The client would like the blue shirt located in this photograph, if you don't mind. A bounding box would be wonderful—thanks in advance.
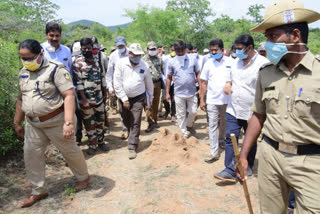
[41,41,73,75]
[167,54,199,98]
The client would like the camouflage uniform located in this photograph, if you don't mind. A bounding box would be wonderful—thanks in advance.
[143,54,163,124]
[73,55,106,149]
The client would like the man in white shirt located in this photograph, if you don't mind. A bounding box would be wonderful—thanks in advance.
[41,22,72,74]
[166,40,200,138]
[114,43,154,159]
[107,36,129,139]
[200,38,233,163]
[214,34,269,182]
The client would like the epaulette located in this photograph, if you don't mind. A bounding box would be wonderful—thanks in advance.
[49,60,65,68]
[259,62,273,71]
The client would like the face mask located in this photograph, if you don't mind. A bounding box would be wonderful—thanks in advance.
[92,49,98,55]
[149,50,157,56]
[210,52,223,60]
[231,53,237,58]
[129,56,141,65]
[82,51,93,58]
[170,51,176,57]
[118,48,126,54]
[21,54,42,71]
[265,41,307,65]
[235,48,248,60]
[46,45,56,53]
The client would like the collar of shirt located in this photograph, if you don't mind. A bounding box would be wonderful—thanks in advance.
[278,51,313,73]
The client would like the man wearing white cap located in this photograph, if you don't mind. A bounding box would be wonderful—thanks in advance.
[107,36,129,139]
[237,0,320,213]
[114,43,154,159]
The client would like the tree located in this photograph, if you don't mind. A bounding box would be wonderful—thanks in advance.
[247,4,265,24]
[121,5,183,48]
[0,0,59,40]
[166,0,214,49]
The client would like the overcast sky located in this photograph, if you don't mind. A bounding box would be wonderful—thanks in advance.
[51,0,320,28]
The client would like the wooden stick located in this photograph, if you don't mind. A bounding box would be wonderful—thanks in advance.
[231,133,254,214]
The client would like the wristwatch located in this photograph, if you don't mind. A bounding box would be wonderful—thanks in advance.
[65,121,73,126]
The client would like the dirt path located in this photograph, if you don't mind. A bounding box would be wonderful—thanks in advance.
[0,109,260,214]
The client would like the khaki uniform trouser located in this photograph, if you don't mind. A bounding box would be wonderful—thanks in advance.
[258,140,320,214]
[24,112,88,195]
[146,81,161,124]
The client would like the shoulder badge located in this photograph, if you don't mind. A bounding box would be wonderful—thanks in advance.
[64,73,71,80]
[259,62,273,71]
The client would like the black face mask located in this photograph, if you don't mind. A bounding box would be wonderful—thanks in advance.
[82,51,93,58]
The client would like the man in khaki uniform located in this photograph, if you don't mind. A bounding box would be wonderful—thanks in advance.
[14,39,89,208]
[143,41,164,132]
[237,1,320,213]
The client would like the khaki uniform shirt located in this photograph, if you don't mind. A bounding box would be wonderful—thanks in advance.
[252,51,320,145]
[143,55,163,82]
[18,59,74,117]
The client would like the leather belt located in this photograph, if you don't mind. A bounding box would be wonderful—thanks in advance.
[29,105,64,122]
[263,135,320,155]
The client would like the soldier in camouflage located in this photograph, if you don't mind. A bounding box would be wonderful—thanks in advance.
[73,38,109,155]
[143,41,164,132]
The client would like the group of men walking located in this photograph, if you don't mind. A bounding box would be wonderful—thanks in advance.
[14,0,320,213]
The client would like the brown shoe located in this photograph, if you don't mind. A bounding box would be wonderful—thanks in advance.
[20,193,48,208]
[204,154,220,163]
[75,176,90,191]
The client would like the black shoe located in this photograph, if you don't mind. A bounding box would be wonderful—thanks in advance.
[98,143,109,152]
[145,123,154,133]
[187,126,197,136]
[204,155,220,163]
[154,122,160,128]
[86,147,96,156]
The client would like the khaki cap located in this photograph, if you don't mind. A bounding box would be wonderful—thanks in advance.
[147,41,157,49]
[129,43,144,55]
[251,0,320,32]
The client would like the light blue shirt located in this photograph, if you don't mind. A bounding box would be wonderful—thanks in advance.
[41,41,73,75]
[167,54,199,98]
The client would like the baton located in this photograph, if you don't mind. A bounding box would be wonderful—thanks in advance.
[231,133,254,214]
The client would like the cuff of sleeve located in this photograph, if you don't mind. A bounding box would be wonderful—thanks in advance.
[121,96,129,102]
[251,106,265,115]
[58,85,74,93]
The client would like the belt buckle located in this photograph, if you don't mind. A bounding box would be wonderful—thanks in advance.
[278,142,298,154]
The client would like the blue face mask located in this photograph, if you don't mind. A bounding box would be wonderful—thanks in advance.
[118,48,126,54]
[231,53,237,58]
[210,52,223,60]
[235,48,248,60]
[129,56,141,65]
[265,41,307,65]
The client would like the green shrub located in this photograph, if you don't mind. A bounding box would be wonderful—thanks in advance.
[0,39,23,156]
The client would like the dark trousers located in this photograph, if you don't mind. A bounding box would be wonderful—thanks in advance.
[119,93,145,150]
[224,113,257,176]
[75,97,83,141]
[163,84,176,117]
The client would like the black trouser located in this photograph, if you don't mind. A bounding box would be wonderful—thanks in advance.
[163,84,176,117]
[75,97,83,141]
[119,93,145,150]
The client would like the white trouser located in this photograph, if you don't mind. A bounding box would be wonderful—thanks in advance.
[174,95,198,135]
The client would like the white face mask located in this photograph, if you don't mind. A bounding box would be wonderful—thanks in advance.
[149,50,157,56]
[46,45,56,53]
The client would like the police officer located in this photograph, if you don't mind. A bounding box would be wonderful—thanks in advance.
[143,41,164,132]
[14,39,89,208]
[237,0,320,213]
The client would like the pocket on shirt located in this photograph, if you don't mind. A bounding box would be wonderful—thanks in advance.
[262,90,280,114]
[294,91,320,119]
